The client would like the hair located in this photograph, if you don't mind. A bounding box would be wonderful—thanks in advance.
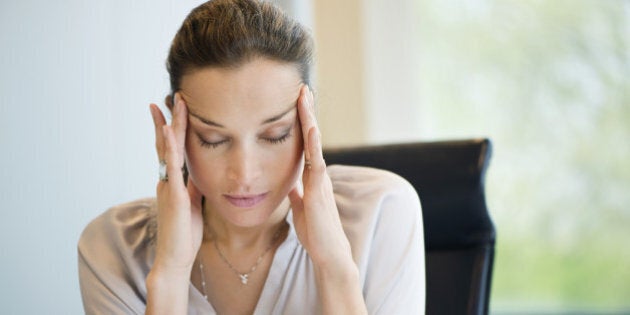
[165,0,314,108]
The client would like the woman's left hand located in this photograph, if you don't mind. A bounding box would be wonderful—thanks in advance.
[288,85,354,273]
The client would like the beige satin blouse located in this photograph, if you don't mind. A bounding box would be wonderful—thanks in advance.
[78,165,425,314]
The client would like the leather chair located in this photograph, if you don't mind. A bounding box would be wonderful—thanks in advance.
[323,138,495,315]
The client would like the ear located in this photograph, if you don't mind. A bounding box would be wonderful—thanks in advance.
[164,94,174,111]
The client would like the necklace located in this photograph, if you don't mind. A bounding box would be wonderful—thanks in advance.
[199,224,286,294]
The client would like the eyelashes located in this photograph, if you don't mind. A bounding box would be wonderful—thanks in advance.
[264,132,292,145]
[197,137,227,149]
[196,130,292,149]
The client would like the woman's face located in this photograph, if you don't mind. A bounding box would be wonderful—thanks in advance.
[180,58,304,228]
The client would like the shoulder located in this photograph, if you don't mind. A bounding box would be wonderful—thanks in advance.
[79,197,157,250]
[78,198,157,313]
[78,197,157,274]
[327,164,421,219]
[327,165,426,313]
[326,164,423,262]
[327,164,418,195]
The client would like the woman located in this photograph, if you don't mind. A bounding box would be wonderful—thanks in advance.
[78,0,425,314]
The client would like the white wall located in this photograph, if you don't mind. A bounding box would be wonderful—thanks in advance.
[313,0,368,147]
[364,0,422,144]
[313,0,423,147]
[0,1,202,313]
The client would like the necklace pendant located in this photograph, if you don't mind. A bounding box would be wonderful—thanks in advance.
[240,274,249,285]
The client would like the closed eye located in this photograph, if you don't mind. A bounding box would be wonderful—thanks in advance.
[263,131,292,144]
[197,134,229,149]
[195,123,294,149]
[196,132,291,149]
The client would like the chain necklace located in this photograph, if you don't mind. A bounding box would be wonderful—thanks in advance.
[199,223,286,298]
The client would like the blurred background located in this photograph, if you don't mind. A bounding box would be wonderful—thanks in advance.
[0,0,628,314]
[413,1,630,313]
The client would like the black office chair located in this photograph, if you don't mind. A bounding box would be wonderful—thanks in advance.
[323,138,495,315]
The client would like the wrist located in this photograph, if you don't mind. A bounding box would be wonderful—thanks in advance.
[145,267,191,315]
[310,237,354,274]
[146,264,191,291]
[315,256,360,285]
[314,257,367,315]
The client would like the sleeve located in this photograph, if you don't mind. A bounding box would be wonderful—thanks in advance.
[78,249,139,314]
[329,165,426,314]
[77,200,156,315]
[362,172,426,315]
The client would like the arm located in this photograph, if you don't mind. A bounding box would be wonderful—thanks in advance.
[288,85,368,315]
[145,266,191,315]
[314,259,367,315]
[145,96,204,315]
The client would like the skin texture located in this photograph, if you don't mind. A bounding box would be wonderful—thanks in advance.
[182,59,304,235]
[146,57,367,315]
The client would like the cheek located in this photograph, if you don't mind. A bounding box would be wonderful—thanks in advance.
[287,133,305,183]
[270,132,304,184]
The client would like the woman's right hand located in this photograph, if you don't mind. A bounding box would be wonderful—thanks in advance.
[148,95,204,277]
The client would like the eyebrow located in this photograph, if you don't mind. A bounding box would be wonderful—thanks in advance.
[188,105,296,128]
[262,106,296,124]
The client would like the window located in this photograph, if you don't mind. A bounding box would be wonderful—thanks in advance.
[416,1,630,313]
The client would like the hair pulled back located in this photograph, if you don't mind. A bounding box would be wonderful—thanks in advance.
[166,0,314,104]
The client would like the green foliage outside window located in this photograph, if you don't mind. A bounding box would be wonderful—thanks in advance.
[416,0,630,312]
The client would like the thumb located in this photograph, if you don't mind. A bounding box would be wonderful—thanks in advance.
[288,187,304,214]
[187,177,203,211]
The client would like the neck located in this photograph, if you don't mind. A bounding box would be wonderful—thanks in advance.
[204,197,290,251]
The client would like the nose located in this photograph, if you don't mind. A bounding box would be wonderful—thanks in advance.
[226,144,262,187]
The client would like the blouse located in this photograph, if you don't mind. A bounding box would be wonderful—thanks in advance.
[78,165,425,314]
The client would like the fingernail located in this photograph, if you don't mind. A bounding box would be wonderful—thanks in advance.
[303,92,310,107]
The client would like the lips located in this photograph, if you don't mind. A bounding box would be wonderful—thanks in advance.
[223,193,268,208]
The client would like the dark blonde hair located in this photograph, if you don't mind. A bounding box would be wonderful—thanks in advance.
[165,0,314,107]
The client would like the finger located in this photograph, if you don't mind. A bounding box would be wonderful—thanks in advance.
[150,103,167,161]
[297,85,316,161]
[306,126,326,174]
[171,93,188,157]
[309,89,315,110]
[163,125,185,189]
[187,179,205,242]
[187,177,203,211]
[288,187,304,214]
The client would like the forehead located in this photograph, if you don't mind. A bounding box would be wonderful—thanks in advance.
[179,58,303,121]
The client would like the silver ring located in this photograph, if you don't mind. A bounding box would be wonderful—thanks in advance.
[159,160,168,181]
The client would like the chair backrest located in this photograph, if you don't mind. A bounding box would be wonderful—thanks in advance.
[323,138,495,315]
